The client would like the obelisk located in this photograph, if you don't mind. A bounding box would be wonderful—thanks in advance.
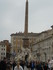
[23,0,29,48]
[24,0,28,36]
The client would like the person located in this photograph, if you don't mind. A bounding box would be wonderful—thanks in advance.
[48,58,53,70]
[20,60,25,70]
[48,59,51,70]
[27,61,30,70]
[0,57,7,70]
[6,64,11,70]
[30,60,35,70]
[14,59,23,70]
[12,60,16,70]
[36,61,44,70]
[43,63,49,70]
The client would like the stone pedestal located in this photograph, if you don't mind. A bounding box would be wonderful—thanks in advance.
[23,37,29,48]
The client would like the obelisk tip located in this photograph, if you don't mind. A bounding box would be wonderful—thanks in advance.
[26,0,28,2]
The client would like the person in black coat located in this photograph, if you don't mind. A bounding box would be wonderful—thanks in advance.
[36,61,44,70]
[0,57,7,70]
[12,61,16,70]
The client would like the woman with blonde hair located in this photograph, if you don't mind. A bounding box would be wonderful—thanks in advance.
[14,59,23,70]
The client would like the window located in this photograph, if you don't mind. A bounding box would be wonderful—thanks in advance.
[1,49,3,50]
[2,45,3,47]
[1,53,5,55]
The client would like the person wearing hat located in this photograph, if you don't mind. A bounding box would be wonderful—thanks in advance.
[14,60,23,70]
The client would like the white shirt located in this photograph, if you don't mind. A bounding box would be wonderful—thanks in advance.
[48,60,53,68]
[14,65,23,70]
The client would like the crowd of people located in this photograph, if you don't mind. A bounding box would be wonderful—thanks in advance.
[0,57,53,70]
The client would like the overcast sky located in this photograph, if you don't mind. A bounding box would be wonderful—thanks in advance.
[0,0,53,42]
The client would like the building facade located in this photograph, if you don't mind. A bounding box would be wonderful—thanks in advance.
[11,26,53,61]
[0,40,11,60]
[32,26,53,62]
[0,42,6,60]
[10,33,38,55]
[3,40,11,59]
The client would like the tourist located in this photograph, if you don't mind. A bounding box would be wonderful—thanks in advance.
[12,60,16,70]
[14,59,23,70]
[43,63,49,70]
[20,59,25,70]
[30,60,35,70]
[0,57,7,70]
[48,58,53,70]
